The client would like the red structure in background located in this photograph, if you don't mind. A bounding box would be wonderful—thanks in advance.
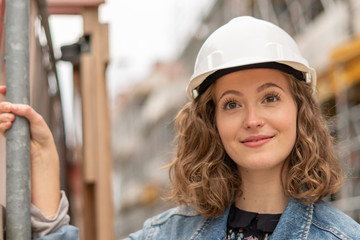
[48,0,103,14]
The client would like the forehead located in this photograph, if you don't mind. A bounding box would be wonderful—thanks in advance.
[213,68,290,95]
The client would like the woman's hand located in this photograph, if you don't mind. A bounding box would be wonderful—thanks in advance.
[0,85,60,218]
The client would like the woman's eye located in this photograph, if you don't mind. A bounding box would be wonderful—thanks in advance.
[225,101,240,110]
[264,94,279,103]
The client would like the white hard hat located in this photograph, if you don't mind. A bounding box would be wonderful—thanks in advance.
[186,16,316,100]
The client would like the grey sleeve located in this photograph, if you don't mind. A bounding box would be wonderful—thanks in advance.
[31,190,70,239]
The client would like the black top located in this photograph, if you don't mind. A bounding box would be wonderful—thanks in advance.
[226,204,282,240]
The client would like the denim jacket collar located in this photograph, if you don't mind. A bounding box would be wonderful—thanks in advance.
[269,198,313,239]
[200,198,314,240]
[193,206,230,240]
[127,197,360,240]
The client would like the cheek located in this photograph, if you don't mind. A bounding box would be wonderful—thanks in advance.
[215,113,241,149]
[215,113,231,142]
[215,116,225,139]
[280,107,297,143]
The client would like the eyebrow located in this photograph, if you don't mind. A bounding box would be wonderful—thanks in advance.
[218,90,243,103]
[257,82,284,93]
[217,82,284,103]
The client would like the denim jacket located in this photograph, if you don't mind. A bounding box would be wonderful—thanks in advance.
[126,198,360,240]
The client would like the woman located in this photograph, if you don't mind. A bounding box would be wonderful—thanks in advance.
[0,16,359,239]
[126,16,360,239]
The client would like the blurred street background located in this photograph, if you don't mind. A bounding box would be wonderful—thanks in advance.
[0,0,360,239]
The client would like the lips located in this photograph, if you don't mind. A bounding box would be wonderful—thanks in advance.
[241,135,274,147]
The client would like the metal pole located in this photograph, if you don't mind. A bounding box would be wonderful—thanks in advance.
[36,0,59,84]
[5,0,31,239]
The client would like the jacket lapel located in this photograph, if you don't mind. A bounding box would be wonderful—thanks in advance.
[270,198,314,240]
[193,206,230,240]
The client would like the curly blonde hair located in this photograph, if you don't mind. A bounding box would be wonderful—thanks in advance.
[166,73,343,217]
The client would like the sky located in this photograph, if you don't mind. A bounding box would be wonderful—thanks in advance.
[50,0,214,99]
[49,0,214,146]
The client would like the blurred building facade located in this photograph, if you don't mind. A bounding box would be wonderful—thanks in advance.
[113,0,360,238]
[112,61,188,237]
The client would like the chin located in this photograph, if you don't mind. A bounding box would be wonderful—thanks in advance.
[235,157,287,172]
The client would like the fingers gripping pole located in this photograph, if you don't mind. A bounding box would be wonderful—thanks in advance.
[5,0,31,239]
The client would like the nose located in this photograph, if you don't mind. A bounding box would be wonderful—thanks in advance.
[242,105,264,129]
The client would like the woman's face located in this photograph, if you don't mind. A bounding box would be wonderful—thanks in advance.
[214,68,297,172]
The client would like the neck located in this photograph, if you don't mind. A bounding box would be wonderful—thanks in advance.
[235,167,289,214]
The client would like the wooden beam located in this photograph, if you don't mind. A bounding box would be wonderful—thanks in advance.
[80,7,113,240]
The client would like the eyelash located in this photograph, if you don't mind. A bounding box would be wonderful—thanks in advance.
[263,91,281,103]
[222,98,239,110]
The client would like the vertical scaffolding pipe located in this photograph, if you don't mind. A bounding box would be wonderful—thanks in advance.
[5,0,31,239]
